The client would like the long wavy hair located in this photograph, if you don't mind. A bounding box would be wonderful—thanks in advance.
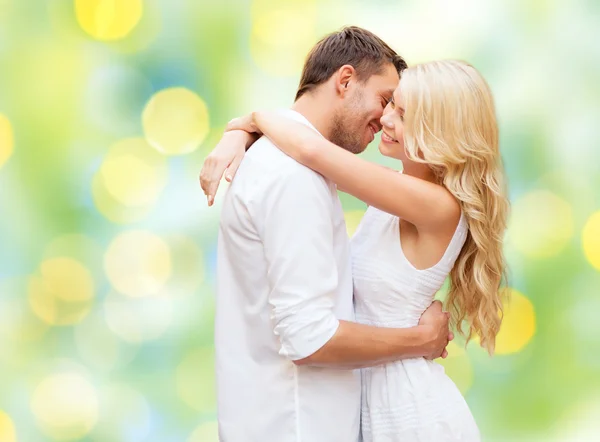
[400,60,509,354]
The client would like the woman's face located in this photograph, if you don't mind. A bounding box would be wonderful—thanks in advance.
[378,86,406,161]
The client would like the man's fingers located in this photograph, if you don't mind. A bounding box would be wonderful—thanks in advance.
[431,300,443,311]
[448,332,454,341]
[441,349,448,359]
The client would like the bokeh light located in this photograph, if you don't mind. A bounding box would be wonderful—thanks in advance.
[142,88,210,155]
[75,310,137,372]
[176,347,216,413]
[495,289,536,355]
[31,372,99,441]
[92,172,152,224]
[28,257,95,326]
[0,277,50,350]
[93,384,152,442]
[0,410,17,442]
[188,420,219,442]
[163,235,205,298]
[42,234,104,280]
[100,139,168,206]
[507,190,574,259]
[93,138,168,223]
[104,290,173,343]
[84,65,153,136]
[104,230,172,297]
[0,113,13,168]
[582,211,600,271]
[552,396,600,441]
[250,0,317,76]
[75,0,143,41]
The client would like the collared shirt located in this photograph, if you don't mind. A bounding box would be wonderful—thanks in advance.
[215,110,360,442]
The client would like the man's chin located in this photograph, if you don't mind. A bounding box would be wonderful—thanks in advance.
[354,144,369,154]
[342,142,367,155]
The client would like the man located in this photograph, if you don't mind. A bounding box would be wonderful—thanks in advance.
[201,27,452,442]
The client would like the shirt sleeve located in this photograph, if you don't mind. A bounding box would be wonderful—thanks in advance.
[253,166,340,361]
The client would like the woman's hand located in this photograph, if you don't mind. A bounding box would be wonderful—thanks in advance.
[199,129,255,206]
[225,113,262,135]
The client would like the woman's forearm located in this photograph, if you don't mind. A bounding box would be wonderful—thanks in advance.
[252,111,322,167]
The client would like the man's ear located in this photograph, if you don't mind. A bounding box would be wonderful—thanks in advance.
[335,64,356,97]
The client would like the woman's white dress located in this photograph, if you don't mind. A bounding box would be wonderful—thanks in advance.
[351,206,480,441]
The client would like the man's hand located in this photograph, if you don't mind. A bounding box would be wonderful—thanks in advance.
[199,130,255,206]
[418,300,453,360]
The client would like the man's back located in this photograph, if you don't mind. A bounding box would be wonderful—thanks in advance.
[215,111,360,442]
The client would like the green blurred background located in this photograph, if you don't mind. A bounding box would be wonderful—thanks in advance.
[1,0,599,441]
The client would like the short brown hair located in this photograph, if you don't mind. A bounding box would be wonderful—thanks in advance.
[295,26,407,101]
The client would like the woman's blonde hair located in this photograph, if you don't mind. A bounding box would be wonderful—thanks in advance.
[400,60,509,354]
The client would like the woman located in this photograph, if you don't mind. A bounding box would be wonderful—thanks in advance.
[203,60,509,441]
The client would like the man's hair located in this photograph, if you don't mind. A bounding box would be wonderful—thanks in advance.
[295,26,407,101]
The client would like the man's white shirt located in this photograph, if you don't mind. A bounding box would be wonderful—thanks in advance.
[215,110,360,442]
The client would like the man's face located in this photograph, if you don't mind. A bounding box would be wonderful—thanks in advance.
[330,63,399,154]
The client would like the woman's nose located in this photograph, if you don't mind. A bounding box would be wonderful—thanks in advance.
[380,111,394,129]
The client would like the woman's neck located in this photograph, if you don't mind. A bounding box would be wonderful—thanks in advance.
[402,162,438,184]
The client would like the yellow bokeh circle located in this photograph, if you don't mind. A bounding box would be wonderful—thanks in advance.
[99,138,168,207]
[495,288,536,354]
[250,0,317,76]
[31,372,99,440]
[28,257,95,326]
[75,0,143,41]
[582,211,600,271]
[104,230,172,297]
[92,172,152,224]
[0,113,14,168]
[142,87,210,155]
[92,138,168,223]
[508,190,573,258]
[0,410,17,442]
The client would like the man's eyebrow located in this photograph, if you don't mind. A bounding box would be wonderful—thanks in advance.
[384,88,395,98]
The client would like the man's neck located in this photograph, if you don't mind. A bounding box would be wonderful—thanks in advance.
[290,95,335,141]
